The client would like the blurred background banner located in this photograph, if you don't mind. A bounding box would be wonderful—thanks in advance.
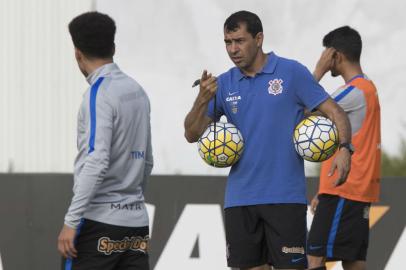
[0,0,405,175]
[0,175,405,270]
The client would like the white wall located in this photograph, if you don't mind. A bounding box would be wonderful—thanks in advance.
[0,0,92,172]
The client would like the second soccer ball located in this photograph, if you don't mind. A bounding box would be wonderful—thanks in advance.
[293,115,339,162]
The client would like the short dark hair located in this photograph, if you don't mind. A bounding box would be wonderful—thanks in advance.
[69,11,116,58]
[323,26,362,63]
[224,11,263,38]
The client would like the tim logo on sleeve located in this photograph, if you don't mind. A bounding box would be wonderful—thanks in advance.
[130,151,145,160]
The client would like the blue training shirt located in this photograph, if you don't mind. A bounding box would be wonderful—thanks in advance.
[208,52,329,208]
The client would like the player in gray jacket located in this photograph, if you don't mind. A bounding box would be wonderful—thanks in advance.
[58,12,153,270]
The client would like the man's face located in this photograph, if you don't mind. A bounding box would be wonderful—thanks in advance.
[224,23,262,70]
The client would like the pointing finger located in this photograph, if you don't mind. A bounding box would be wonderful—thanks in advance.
[201,70,208,81]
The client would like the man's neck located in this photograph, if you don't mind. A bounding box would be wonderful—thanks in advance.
[341,62,363,83]
[85,58,114,76]
[241,51,268,77]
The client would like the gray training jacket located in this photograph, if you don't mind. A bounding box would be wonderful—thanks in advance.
[64,63,153,229]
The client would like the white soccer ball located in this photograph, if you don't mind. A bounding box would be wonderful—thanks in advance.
[293,116,339,162]
[197,122,244,167]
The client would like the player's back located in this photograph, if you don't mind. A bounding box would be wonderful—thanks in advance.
[75,63,153,227]
[320,76,380,202]
[99,66,152,195]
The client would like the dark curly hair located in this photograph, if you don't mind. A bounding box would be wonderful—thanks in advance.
[69,11,116,58]
[323,26,362,63]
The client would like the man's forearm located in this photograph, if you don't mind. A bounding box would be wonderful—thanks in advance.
[313,69,325,82]
[317,98,352,144]
[313,48,336,82]
[330,105,352,144]
[184,98,212,143]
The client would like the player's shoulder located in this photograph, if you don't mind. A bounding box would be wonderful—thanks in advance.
[351,75,377,91]
[275,54,297,65]
[218,66,238,80]
[332,84,366,106]
[272,54,310,76]
[215,66,241,91]
[273,53,302,67]
[103,69,148,100]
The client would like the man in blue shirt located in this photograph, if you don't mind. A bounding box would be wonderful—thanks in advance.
[185,11,352,270]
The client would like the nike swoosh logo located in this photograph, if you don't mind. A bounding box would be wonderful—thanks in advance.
[228,91,239,95]
[309,245,323,250]
[291,257,304,263]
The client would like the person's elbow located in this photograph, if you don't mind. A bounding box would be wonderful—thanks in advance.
[184,130,199,143]
[144,161,153,178]
[319,98,346,120]
[331,103,347,120]
[85,149,111,177]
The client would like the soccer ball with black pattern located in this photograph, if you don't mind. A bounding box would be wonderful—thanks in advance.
[293,116,339,162]
[197,122,244,167]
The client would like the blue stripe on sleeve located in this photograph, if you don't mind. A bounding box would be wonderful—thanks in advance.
[88,77,105,154]
[334,85,355,102]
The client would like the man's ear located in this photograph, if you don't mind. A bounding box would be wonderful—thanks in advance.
[334,51,345,64]
[255,32,264,48]
[74,48,83,62]
[111,43,115,57]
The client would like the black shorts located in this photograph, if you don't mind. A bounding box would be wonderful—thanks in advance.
[307,194,370,261]
[225,204,307,269]
[62,219,149,270]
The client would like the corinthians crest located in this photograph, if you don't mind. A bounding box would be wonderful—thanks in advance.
[268,78,284,95]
